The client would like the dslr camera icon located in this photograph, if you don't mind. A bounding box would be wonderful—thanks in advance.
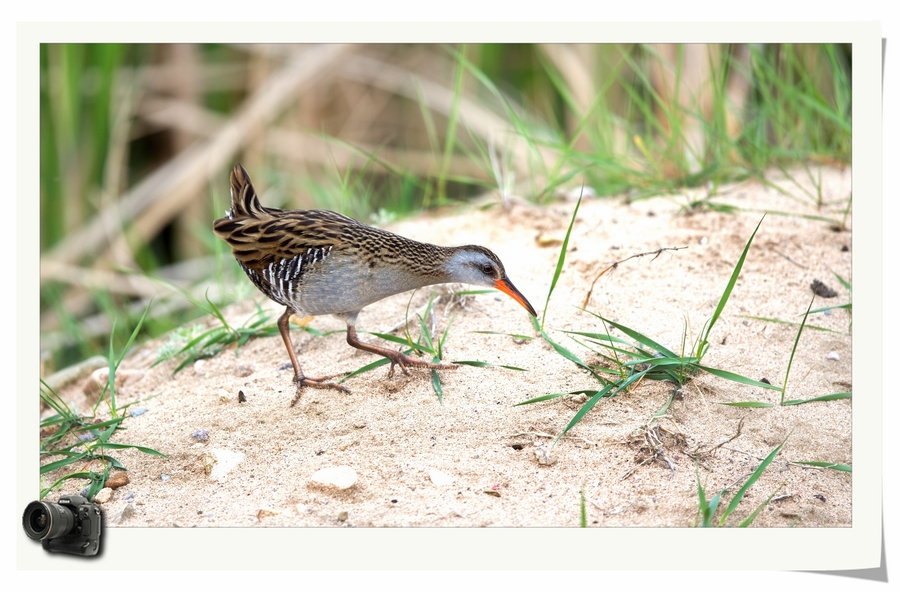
[22,495,102,556]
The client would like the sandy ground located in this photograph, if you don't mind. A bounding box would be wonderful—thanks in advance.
[40,166,852,529]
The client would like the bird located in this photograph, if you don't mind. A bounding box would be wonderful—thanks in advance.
[213,164,537,405]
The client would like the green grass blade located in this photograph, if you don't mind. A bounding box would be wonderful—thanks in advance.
[583,313,679,358]
[697,365,782,390]
[431,369,443,403]
[782,392,852,406]
[781,295,815,405]
[338,356,393,383]
[540,331,595,375]
[792,461,851,472]
[717,401,776,408]
[580,487,588,527]
[541,193,582,330]
[515,389,600,406]
[719,436,786,526]
[832,270,851,292]
[97,442,168,457]
[452,360,527,371]
[555,369,648,443]
[40,471,97,500]
[699,216,765,358]
[362,330,433,354]
[738,483,785,527]
[39,452,89,474]
[739,315,841,334]
[554,387,614,443]
[470,330,535,341]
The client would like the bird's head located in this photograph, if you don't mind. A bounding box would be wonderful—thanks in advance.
[443,246,537,317]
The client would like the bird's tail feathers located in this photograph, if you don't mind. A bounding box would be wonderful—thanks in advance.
[229,164,268,219]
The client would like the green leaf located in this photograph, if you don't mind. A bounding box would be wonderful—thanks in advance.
[516,389,600,406]
[431,369,443,403]
[452,360,527,371]
[361,330,432,353]
[555,369,649,443]
[582,312,679,359]
[699,216,765,358]
[781,295,815,405]
[793,461,851,472]
[738,483,785,527]
[339,356,393,383]
[541,192,582,330]
[40,452,89,474]
[717,401,776,408]
[540,330,602,381]
[719,435,787,526]
[782,392,851,405]
[470,330,535,341]
[698,365,782,390]
[97,442,168,457]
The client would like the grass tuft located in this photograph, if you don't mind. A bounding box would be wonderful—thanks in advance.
[39,302,166,500]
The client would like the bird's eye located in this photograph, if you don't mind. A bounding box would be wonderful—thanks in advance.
[481,263,494,275]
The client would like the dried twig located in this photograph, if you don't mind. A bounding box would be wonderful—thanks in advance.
[583,246,687,308]
[44,44,355,267]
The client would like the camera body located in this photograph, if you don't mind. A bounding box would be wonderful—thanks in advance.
[22,494,102,557]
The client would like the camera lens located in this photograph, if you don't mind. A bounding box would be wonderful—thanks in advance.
[22,501,76,541]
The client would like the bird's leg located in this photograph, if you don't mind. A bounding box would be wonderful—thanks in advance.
[277,308,349,406]
[345,325,458,379]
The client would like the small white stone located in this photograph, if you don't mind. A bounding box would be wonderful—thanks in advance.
[428,468,455,486]
[193,359,206,376]
[205,448,245,481]
[534,446,557,466]
[111,502,134,524]
[826,351,840,361]
[93,487,113,504]
[310,466,358,490]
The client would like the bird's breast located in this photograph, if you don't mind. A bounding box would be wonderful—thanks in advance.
[294,254,446,316]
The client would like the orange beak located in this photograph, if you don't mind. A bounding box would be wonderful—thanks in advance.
[495,277,537,317]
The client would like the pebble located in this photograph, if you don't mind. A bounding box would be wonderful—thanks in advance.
[534,446,557,466]
[192,429,209,441]
[193,359,206,376]
[535,233,564,247]
[160,474,170,481]
[110,502,135,524]
[94,488,113,504]
[129,407,148,417]
[204,448,245,481]
[234,364,255,377]
[106,472,129,489]
[428,468,455,486]
[826,351,840,361]
[83,368,141,398]
[43,355,108,393]
[310,466,358,490]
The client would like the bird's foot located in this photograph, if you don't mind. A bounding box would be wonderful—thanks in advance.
[385,351,458,379]
[289,373,351,407]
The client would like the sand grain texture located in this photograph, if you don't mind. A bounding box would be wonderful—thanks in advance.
[41,168,852,528]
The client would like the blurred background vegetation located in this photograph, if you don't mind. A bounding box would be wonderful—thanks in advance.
[38,43,851,375]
